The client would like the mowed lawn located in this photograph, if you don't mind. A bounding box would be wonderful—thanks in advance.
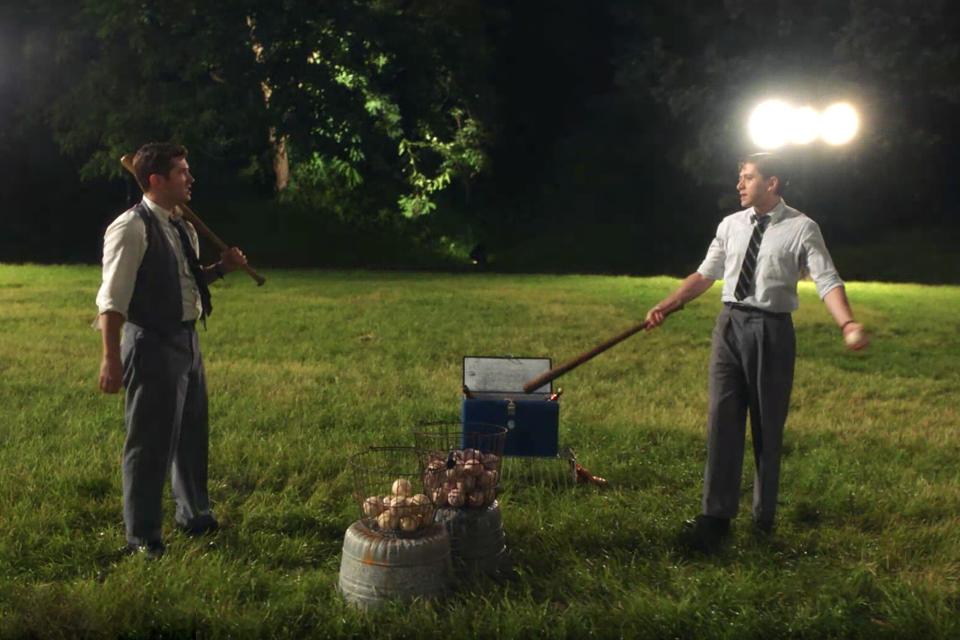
[1,264,958,639]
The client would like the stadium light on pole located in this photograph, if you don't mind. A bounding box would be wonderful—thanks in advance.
[748,99,859,149]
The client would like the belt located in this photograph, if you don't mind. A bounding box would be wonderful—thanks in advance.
[125,319,197,337]
[724,302,790,317]
[127,320,196,331]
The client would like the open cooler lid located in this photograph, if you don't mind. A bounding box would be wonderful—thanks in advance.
[463,356,552,399]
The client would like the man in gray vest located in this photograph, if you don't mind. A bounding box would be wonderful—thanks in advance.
[644,153,869,553]
[96,142,247,559]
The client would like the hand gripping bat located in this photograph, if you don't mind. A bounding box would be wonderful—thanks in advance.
[120,154,266,286]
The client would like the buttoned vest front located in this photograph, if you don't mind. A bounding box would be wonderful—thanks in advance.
[126,203,186,333]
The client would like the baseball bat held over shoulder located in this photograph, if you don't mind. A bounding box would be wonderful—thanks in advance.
[522,306,681,393]
[120,154,266,286]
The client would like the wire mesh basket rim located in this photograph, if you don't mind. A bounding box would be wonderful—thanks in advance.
[349,445,442,536]
[348,445,425,457]
[412,422,509,435]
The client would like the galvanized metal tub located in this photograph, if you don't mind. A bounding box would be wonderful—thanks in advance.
[338,520,453,609]
[434,500,509,578]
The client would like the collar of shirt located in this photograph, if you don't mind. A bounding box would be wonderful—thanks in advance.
[142,195,177,223]
[751,198,787,225]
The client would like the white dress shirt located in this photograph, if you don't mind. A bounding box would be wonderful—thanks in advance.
[697,199,843,313]
[96,196,203,321]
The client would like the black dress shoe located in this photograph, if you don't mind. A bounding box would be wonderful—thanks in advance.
[678,515,731,554]
[123,541,166,560]
[177,514,220,536]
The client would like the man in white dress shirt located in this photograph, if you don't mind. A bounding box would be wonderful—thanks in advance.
[645,153,868,552]
[96,142,247,558]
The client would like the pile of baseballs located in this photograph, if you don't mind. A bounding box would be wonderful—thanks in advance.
[422,448,500,509]
[363,477,435,534]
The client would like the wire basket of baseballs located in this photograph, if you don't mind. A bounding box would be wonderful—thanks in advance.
[413,423,507,509]
[349,446,438,537]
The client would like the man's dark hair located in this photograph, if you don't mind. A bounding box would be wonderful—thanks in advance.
[740,152,789,195]
[133,142,188,190]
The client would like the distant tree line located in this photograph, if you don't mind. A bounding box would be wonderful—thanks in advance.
[1,0,958,280]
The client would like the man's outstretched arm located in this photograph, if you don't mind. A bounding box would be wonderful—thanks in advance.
[645,272,716,329]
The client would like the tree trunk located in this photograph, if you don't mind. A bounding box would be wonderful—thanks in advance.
[270,127,289,192]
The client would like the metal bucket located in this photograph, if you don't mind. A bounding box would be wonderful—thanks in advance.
[338,520,453,609]
[434,500,509,578]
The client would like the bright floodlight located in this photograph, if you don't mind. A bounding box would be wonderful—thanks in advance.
[788,106,820,145]
[748,100,792,149]
[820,102,859,145]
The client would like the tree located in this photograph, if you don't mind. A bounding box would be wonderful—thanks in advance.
[14,0,498,219]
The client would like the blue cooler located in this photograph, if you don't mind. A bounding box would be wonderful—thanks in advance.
[461,356,560,457]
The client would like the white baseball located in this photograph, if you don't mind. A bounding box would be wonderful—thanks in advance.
[408,494,432,522]
[384,495,406,511]
[392,478,413,497]
[399,515,418,532]
[844,327,864,347]
[464,459,483,477]
[377,510,398,530]
[363,496,383,517]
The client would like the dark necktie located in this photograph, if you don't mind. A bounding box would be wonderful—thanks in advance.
[171,216,212,322]
[734,213,771,301]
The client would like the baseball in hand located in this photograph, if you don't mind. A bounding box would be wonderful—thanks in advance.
[844,325,867,349]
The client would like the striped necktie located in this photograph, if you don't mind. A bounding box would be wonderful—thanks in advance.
[734,213,771,301]
[171,216,213,322]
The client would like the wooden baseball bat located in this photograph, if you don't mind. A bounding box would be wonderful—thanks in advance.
[522,306,681,393]
[120,154,266,286]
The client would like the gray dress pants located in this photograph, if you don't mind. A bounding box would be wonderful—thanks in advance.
[121,321,212,545]
[702,304,795,525]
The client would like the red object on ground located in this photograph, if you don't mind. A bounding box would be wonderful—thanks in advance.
[574,462,608,487]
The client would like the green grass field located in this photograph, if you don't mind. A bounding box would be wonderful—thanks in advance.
[1,264,958,638]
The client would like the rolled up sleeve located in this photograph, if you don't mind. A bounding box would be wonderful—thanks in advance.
[96,213,146,318]
[697,221,727,280]
[802,221,843,299]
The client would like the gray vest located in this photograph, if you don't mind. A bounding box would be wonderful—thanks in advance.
[126,203,185,333]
